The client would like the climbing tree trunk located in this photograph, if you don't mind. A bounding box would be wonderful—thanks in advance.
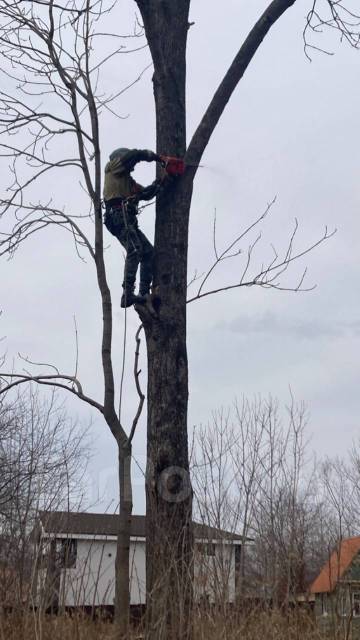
[144,180,194,640]
[115,444,133,638]
[135,2,194,638]
[134,1,299,637]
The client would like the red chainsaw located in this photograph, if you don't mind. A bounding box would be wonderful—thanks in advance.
[160,155,204,177]
[161,155,186,177]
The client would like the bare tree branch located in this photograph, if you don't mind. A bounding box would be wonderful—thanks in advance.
[0,372,104,415]
[187,201,336,303]
[304,0,360,60]
[128,324,145,444]
[186,0,297,173]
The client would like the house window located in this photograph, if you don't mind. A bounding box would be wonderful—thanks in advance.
[198,543,216,557]
[58,539,77,568]
[234,545,242,572]
[353,592,360,617]
[321,593,328,616]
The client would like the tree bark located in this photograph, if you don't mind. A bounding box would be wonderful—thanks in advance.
[143,180,194,640]
[135,2,194,639]
[115,444,133,638]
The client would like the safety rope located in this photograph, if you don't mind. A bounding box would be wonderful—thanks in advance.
[136,199,156,216]
[118,199,130,422]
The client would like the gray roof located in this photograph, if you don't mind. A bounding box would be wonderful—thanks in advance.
[37,511,247,543]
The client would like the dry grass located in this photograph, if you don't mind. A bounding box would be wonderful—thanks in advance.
[0,612,114,640]
[194,608,324,640]
[0,609,328,640]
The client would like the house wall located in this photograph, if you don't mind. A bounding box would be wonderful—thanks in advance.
[346,553,360,581]
[38,537,238,608]
[190,542,236,604]
[38,537,146,607]
[314,586,360,640]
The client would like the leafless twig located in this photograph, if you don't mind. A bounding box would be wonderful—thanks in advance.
[128,324,145,444]
[187,199,336,303]
[0,371,104,414]
[304,0,360,60]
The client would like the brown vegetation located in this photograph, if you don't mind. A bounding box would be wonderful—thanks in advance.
[1,609,325,640]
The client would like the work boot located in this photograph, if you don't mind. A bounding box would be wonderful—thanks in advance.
[120,292,146,308]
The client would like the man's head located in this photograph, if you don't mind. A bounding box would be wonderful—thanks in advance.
[109,148,129,161]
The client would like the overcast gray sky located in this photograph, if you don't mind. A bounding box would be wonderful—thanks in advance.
[1,0,359,513]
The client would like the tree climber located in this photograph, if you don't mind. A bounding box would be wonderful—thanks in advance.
[103,148,165,308]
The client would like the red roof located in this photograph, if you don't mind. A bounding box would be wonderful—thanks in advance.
[310,537,360,594]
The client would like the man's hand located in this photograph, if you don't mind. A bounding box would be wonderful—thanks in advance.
[142,150,167,167]
[151,152,166,167]
[142,150,162,164]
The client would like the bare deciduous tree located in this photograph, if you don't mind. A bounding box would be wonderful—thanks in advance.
[129,1,359,634]
[0,386,87,612]
[0,0,359,637]
[192,397,332,610]
[0,2,146,635]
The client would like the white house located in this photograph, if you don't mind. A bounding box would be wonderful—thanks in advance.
[33,511,249,612]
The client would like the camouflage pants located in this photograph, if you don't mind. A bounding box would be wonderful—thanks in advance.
[104,204,154,295]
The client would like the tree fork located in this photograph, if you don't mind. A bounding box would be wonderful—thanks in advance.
[135,1,310,638]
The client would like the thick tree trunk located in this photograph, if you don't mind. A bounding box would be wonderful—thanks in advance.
[143,181,194,640]
[135,2,194,638]
[115,444,133,638]
[134,1,298,637]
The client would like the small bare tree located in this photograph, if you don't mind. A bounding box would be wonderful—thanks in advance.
[0,2,147,635]
[0,385,87,614]
[192,396,326,610]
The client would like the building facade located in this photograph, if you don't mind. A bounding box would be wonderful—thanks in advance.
[310,537,360,639]
[33,511,247,611]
